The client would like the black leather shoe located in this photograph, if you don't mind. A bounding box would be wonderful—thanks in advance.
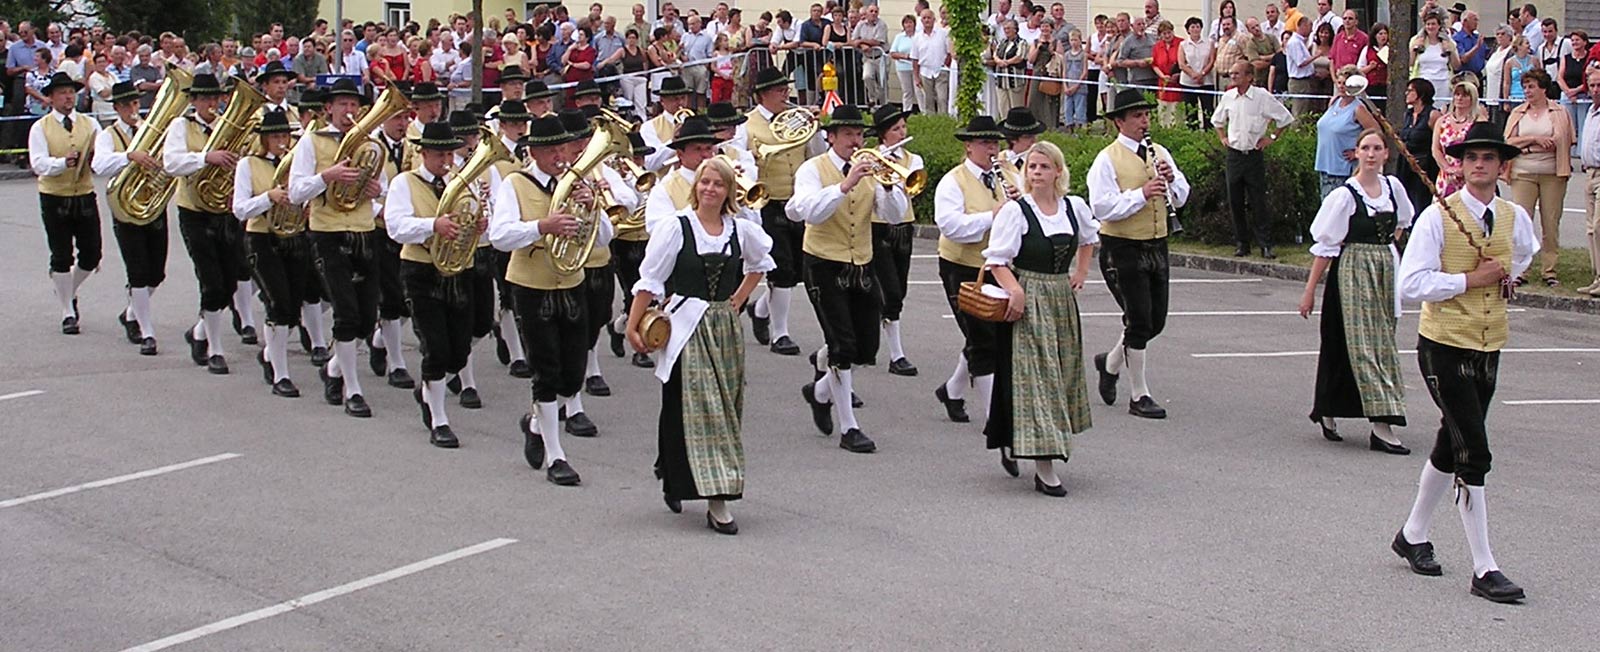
[309,346,330,367]
[369,344,387,376]
[546,459,581,486]
[119,312,140,343]
[664,494,682,513]
[801,382,834,435]
[706,511,739,535]
[631,352,655,368]
[446,374,463,394]
[934,385,970,423]
[1470,570,1525,603]
[298,325,311,353]
[585,375,611,396]
[272,378,301,398]
[1370,433,1411,455]
[1034,475,1067,497]
[607,321,625,357]
[319,365,344,406]
[1129,396,1167,419]
[1390,531,1443,576]
[1260,245,1277,259]
[566,411,598,437]
[839,428,876,453]
[770,335,800,356]
[258,351,274,384]
[430,425,460,448]
[139,337,158,356]
[343,393,372,418]
[184,329,207,366]
[888,357,918,376]
[1233,244,1250,257]
[459,387,483,409]
[851,392,864,408]
[750,311,771,345]
[387,368,414,389]
[1000,449,1019,477]
[520,414,544,469]
[494,326,511,365]
[413,387,432,429]
[231,307,244,335]
[1317,419,1343,441]
[508,359,533,378]
[1093,352,1118,406]
[207,354,230,375]
[808,350,825,382]
[239,325,258,346]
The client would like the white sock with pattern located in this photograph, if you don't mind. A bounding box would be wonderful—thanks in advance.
[1402,461,1453,544]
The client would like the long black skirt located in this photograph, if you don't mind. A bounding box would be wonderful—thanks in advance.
[1309,256,1407,426]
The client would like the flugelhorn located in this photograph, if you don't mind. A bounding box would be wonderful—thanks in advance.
[851,137,926,196]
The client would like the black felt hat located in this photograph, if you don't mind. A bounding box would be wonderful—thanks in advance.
[448,110,480,135]
[183,73,227,96]
[954,115,1005,141]
[410,81,445,102]
[658,76,693,96]
[524,79,558,99]
[558,108,593,140]
[325,78,363,99]
[628,131,655,157]
[495,99,534,122]
[705,102,746,128]
[1443,121,1521,160]
[1103,88,1156,118]
[520,114,574,147]
[669,116,721,149]
[40,72,84,95]
[1000,107,1044,137]
[572,79,602,98]
[257,60,296,82]
[109,81,141,104]
[752,67,792,92]
[254,108,294,134]
[822,104,869,131]
[499,65,529,83]
[1448,2,1467,15]
[295,88,326,110]
[868,104,907,137]
[410,121,464,150]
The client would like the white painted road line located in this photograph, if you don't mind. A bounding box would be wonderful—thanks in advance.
[1503,399,1600,406]
[118,538,519,652]
[0,389,45,402]
[910,278,1263,285]
[0,453,242,509]
[1194,347,1600,359]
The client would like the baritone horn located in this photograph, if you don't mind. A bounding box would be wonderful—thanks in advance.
[107,65,193,225]
[430,125,515,275]
[325,85,410,212]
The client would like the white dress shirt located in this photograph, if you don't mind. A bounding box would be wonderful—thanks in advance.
[286,128,386,216]
[911,27,952,78]
[784,149,909,226]
[335,48,369,76]
[161,114,212,177]
[1398,188,1538,303]
[384,167,449,244]
[983,194,1099,267]
[1212,85,1295,151]
[232,156,283,222]
[1086,134,1191,223]
[487,165,615,253]
[1309,175,1414,258]
[1285,33,1314,79]
[29,110,102,178]
[934,158,1000,244]
[91,118,139,177]
[1581,102,1600,170]
[633,209,776,298]
[1311,11,1342,35]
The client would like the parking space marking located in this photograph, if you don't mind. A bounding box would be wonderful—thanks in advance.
[0,389,45,402]
[0,454,241,509]
[1502,399,1600,406]
[1193,347,1600,359]
[118,538,518,652]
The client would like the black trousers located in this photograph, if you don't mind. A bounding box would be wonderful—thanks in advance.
[373,229,410,321]
[112,216,168,289]
[761,200,805,288]
[611,238,648,300]
[487,248,515,313]
[1085,69,1101,122]
[177,208,241,312]
[402,260,475,382]
[39,193,102,274]
[1417,336,1499,486]
[511,284,589,402]
[309,230,380,343]
[803,254,881,369]
[1225,148,1273,248]
[937,258,998,377]
[245,232,317,327]
[223,216,251,283]
[467,247,497,339]
[582,262,614,349]
[1098,235,1170,351]
[872,222,914,321]
[1179,84,1215,130]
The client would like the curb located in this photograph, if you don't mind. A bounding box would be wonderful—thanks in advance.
[0,169,34,181]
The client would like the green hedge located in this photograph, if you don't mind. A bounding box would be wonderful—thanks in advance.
[901,115,1321,246]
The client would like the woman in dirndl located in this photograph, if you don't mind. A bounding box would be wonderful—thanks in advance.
[981,141,1097,498]
[1297,129,1414,455]
[626,157,775,535]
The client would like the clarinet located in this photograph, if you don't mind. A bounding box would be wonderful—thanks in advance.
[1141,132,1183,235]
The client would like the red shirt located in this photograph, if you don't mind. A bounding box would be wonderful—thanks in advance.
[1152,37,1183,102]
[1331,28,1368,70]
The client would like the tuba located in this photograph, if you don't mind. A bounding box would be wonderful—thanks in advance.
[545,108,634,274]
[107,65,193,225]
[851,137,927,196]
[191,78,267,213]
[325,85,411,212]
[754,106,817,160]
[266,117,323,237]
[430,126,515,276]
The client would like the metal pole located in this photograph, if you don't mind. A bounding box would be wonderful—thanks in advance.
[336,0,344,40]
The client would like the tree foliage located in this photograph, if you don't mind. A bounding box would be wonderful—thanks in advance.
[0,0,87,27]
[235,0,323,38]
[946,0,986,121]
[96,0,239,41]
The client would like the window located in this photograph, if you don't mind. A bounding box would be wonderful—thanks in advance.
[385,1,412,28]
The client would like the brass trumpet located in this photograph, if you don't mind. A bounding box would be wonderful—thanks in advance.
[850,137,926,196]
[610,156,656,193]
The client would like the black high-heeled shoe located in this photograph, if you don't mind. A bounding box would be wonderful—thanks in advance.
[1033,475,1067,498]
[1369,433,1411,455]
[1314,418,1342,442]
[1000,449,1019,478]
[705,511,738,535]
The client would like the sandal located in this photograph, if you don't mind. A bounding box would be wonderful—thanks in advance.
[1544,277,1560,288]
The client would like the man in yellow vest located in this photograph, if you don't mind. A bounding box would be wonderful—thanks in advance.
[231,110,315,399]
[29,71,102,336]
[639,76,694,172]
[608,131,661,368]
[523,79,559,119]
[643,116,719,230]
[286,78,390,418]
[404,81,446,164]
[438,109,494,410]
[1391,122,1536,605]
[163,73,243,375]
[787,104,910,454]
[366,98,418,391]
[487,115,606,486]
[743,67,826,356]
[259,61,330,363]
[92,80,166,355]
[932,115,1015,426]
[866,104,925,377]
[480,100,537,380]
[998,107,1042,180]
[1086,88,1190,420]
[484,65,531,130]
[384,121,472,449]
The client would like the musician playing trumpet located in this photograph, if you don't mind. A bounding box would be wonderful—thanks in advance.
[93,81,166,355]
[640,76,695,172]
[866,104,925,377]
[29,71,101,337]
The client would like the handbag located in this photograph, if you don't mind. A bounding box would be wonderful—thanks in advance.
[957,265,1010,322]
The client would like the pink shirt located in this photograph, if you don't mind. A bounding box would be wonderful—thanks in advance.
[1330,28,1368,70]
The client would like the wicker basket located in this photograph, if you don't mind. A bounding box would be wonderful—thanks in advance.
[957,266,1009,322]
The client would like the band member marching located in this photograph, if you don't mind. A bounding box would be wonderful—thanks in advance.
[932,115,1015,425]
[257,62,302,131]
[484,101,537,379]
[404,81,447,164]
[484,66,531,131]
[643,117,721,231]
[259,62,331,364]
[30,72,102,336]
[997,107,1044,178]
[705,102,757,183]
[367,95,418,391]
[625,157,775,534]
[233,110,317,398]
[92,80,166,354]
[788,105,911,453]
[1389,123,1536,604]
[436,109,499,409]
[1087,89,1191,419]
[867,104,925,377]
[287,78,396,418]
[639,76,695,172]
[522,79,559,118]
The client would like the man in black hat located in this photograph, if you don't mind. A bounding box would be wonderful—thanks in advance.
[523,79,559,118]
[570,79,605,111]
[484,100,537,379]
[232,109,314,399]
[640,76,695,172]
[1087,88,1190,420]
[787,104,911,454]
[291,87,333,365]
[932,114,1015,426]
[92,80,166,355]
[286,78,392,418]
[29,71,101,336]
[406,81,447,154]
[485,67,531,129]
[741,67,826,355]
[257,61,302,133]
[163,73,245,374]
[705,101,756,186]
[434,109,493,409]
[1391,122,1537,605]
[643,116,722,232]
[367,96,419,391]
[608,131,658,364]
[487,115,603,486]
[383,121,474,448]
[998,107,1043,182]
[867,104,924,377]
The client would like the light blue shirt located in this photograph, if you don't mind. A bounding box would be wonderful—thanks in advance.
[682,29,715,62]
[593,29,625,65]
[891,33,915,72]
[1315,98,1363,176]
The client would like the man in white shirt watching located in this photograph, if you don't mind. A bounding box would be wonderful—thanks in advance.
[1212,61,1294,258]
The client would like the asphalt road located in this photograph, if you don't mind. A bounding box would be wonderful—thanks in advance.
[1,177,1597,651]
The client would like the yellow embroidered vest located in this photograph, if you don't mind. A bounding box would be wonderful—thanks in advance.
[398,171,444,264]
[801,155,877,265]
[504,173,585,290]
[37,113,97,197]
[648,114,676,147]
[1098,143,1169,241]
[937,163,998,268]
[308,132,376,233]
[746,108,806,200]
[105,121,138,222]
[243,155,278,234]
[174,117,211,212]
[1418,195,1515,352]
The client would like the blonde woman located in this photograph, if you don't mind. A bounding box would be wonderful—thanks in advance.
[1430,79,1487,197]
[499,32,528,71]
[981,142,1097,497]
[626,158,774,534]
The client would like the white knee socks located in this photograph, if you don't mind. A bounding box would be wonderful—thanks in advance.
[972,373,994,422]
[751,290,771,319]
[830,368,858,432]
[1457,485,1500,578]
[943,353,969,400]
[459,340,480,390]
[233,281,258,332]
[1402,461,1454,544]
[536,401,566,464]
[500,310,525,362]
[1127,347,1151,400]
[129,288,155,338]
[201,310,227,357]
[884,320,905,361]
[70,266,93,294]
[332,340,363,398]
[564,392,587,416]
[424,380,450,427]
[1106,334,1127,374]
[768,287,792,338]
[50,271,76,319]
[302,303,329,348]
[812,346,833,403]
[379,319,407,372]
[1035,459,1059,485]
[586,348,602,378]
[266,325,291,382]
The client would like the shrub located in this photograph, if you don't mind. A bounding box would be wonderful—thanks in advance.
[902,114,1322,245]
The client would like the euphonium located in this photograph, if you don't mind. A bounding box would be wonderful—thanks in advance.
[191,78,267,213]
[266,118,323,237]
[713,154,768,209]
[107,66,193,225]
[430,125,514,276]
[545,108,634,273]
[326,85,410,212]
[754,106,817,160]
[610,156,655,193]
[851,137,927,196]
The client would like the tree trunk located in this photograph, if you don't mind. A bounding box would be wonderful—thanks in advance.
[1386,1,1415,131]
[471,1,484,106]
